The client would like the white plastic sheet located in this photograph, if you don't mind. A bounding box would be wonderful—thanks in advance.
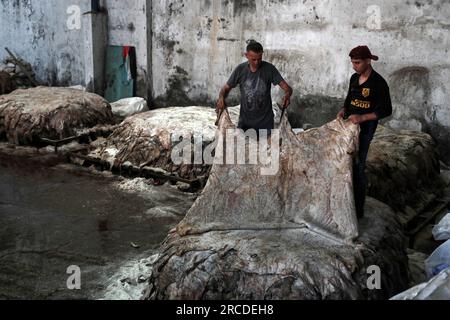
[391,267,450,300]
[425,239,450,278]
[433,213,450,241]
[111,97,149,117]
[68,85,86,91]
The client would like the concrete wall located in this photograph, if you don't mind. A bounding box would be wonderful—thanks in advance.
[152,0,449,102]
[0,0,87,86]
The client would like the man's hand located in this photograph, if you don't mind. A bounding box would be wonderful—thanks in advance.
[347,114,364,124]
[347,112,378,124]
[216,97,226,112]
[282,94,291,109]
[278,80,293,109]
[337,108,346,119]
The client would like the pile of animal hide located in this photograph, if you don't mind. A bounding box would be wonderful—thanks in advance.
[0,87,115,144]
[88,106,241,180]
[144,111,410,300]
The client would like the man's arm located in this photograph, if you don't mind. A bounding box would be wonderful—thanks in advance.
[347,112,378,124]
[278,80,293,108]
[216,84,232,111]
[373,81,392,120]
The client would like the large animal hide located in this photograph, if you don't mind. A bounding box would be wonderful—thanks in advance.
[176,109,360,242]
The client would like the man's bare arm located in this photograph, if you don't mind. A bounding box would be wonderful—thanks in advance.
[216,84,232,111]
[347,112,378,124]
[278,80,293,108]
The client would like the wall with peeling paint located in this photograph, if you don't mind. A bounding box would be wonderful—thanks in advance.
[0,0,86,86]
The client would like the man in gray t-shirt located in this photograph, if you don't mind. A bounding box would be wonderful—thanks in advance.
[216,41,293,131]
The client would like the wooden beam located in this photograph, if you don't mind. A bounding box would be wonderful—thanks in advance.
[5,47,39,87]
[68,152,203,188]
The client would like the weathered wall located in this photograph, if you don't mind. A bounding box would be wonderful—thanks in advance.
[0,0,86,86]
[0,0,151,97]
[151,0,450,162]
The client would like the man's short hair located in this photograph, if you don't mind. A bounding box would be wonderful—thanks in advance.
[246,40,264,53]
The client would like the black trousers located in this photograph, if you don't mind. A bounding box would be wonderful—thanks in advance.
[353,121,378,218]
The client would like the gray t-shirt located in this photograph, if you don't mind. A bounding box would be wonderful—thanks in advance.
[227,61,284,130]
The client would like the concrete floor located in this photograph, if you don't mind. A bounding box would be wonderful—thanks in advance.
[0,148,195,299]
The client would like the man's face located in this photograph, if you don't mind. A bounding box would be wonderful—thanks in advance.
[351,58,371,74]
[245,50,263,70]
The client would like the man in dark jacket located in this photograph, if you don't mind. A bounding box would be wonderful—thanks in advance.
[337,45,393,219]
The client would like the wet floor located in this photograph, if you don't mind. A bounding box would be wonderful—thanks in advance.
[0,152,196,299]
